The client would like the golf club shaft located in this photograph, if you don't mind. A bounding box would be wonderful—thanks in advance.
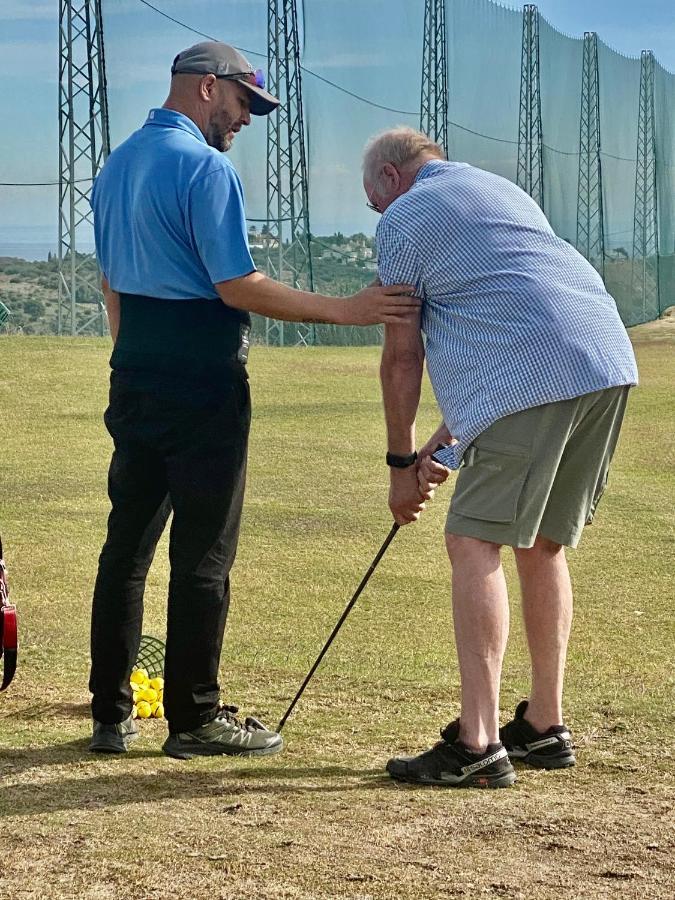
[276,522,400,733]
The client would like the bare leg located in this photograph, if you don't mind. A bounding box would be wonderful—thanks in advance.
[513,535,573,731]
[446,534,509,752]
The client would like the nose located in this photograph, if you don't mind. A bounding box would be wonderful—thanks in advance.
[241,108,251,127]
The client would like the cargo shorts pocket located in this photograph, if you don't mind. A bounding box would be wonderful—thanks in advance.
[450,440,532,524]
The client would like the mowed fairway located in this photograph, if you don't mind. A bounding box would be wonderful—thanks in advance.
[0,331,673,899]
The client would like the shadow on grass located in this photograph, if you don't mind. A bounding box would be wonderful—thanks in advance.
[0,759,391,818]
[0,738,164,775]
[0,701,91,722]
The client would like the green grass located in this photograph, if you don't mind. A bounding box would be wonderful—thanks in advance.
[0,334,673,899]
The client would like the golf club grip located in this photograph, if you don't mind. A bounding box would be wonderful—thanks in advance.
[276,522,400,732]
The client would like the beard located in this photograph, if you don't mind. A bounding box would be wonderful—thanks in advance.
[205,113,237,152]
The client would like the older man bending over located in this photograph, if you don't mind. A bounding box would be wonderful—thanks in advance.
[364,127,637,788]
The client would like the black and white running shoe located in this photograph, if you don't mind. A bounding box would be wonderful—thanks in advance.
[386,720,516,788]
[163,704,283,760]
[500,700,575,769]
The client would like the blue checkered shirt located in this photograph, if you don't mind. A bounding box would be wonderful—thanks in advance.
[376,160,638,468]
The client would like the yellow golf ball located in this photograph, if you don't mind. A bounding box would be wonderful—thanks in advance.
[140,688,158,703]
[136,700,152,719]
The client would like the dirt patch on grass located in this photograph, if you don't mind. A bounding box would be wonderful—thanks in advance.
[629,306,675,343]
[1,690,674,899]
[0,739,673,899]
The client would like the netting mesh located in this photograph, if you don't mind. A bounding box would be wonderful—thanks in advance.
[539,20,583,245]
[135,634,165,679]
[597,42,642,324]
[446,0,522,181]
[96,0,675,343]
[655,61,675,315]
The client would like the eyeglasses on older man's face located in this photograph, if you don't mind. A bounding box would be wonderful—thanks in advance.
[365,174,385,214]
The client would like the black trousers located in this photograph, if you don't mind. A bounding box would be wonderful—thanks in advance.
[89,368,250,732]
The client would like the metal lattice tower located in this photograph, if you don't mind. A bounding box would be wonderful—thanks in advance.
[420,0,449,152]
[576,32,605,277]
[631,50,660,322]
[58,0,110,336]
[265,0,315,347]
[517,4,544,210]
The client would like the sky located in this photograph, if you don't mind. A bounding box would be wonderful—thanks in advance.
[0,0,673,247]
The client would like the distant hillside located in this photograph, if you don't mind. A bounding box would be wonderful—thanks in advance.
[0,255,64,335]
[0,236,380,338]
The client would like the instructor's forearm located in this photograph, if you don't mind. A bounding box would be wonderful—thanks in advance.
[380,354,423,454]
[217,272,346,324]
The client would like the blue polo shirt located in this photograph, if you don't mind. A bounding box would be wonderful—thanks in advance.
[91,108,255,300]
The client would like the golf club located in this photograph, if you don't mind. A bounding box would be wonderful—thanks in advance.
[276,522,400,733]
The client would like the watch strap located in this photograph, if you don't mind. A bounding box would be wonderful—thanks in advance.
[386,451,418,469]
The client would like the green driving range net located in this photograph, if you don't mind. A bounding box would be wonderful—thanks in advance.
[12,0,671,342]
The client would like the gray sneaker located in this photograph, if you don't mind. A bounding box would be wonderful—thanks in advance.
[89,714,140,753]
[162,705,283,760]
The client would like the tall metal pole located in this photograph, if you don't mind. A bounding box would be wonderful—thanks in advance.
[631,50,659,324]
[265,0,315,347]
[58,0,110,336]
[420,0,449,153]
[517,4,544,211]
[576,32,605,277]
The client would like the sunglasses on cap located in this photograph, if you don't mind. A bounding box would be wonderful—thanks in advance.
[217,68,266,89]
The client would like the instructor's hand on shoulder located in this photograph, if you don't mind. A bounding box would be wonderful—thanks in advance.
[344,284,420,326]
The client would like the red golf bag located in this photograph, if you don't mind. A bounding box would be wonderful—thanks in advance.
[0,536,17,691]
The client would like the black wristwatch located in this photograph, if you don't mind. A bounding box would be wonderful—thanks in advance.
[386,450,418,469]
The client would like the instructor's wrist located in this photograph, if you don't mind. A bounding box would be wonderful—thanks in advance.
[325,296,348,326]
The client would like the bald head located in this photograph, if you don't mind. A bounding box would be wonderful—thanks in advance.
[164,72,252,152]
[362,127,445,213]
[363,127,444,183]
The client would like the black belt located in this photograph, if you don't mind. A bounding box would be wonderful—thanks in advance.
[111,294,251,378]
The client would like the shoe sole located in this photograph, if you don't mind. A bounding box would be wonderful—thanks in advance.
[89,731,140,754]
[162,738,284,761]
[507,750,576,770]
[388,770,517,789]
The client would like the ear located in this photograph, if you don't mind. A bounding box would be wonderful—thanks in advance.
[199,74,217,102]
[382,162,401,189]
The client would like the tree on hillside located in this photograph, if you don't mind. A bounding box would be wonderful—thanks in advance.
[23,298,46,319]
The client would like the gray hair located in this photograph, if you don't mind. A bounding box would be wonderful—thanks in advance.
[362,127,444,182]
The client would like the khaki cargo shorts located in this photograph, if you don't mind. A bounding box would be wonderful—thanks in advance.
[445,387,630,549]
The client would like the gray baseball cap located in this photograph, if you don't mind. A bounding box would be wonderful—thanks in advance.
[171,41,280,116]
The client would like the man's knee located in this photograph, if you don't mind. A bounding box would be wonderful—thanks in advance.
[445,532,502,564]
[514,534,564,564]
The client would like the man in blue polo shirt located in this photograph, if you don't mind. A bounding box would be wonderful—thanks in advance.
[362,126,638,788]
[88,42,418,759]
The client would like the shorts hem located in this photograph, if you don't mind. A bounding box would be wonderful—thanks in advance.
[445,516,583,550]
[444,514,537,549]
[537,526,582,550]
